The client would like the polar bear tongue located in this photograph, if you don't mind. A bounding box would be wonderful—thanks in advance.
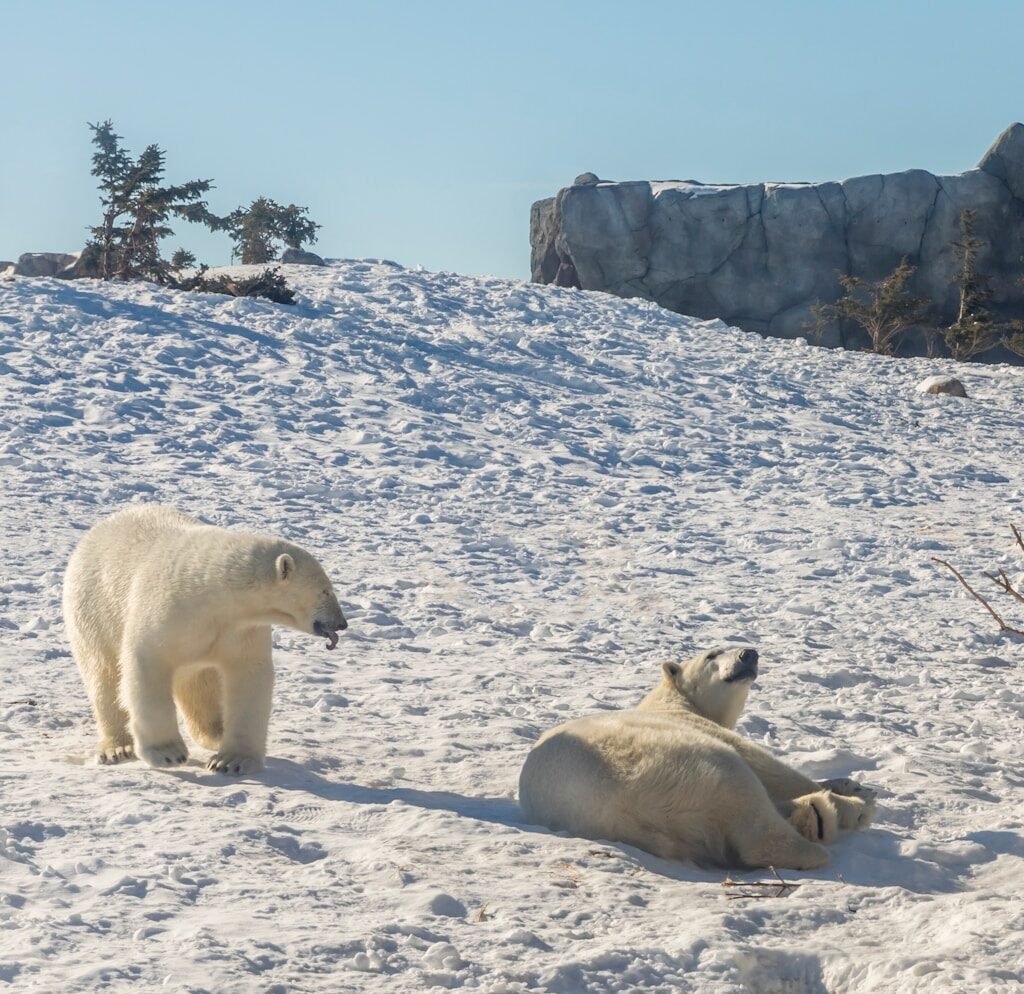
[325,631,339,650]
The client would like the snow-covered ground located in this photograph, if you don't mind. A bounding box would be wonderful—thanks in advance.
[1,262,1022,993]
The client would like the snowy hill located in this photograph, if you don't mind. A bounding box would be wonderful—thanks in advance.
[1,262,1022,993]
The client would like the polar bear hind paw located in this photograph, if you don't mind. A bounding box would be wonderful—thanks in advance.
[789,792,840,844]
[96,741,135,765]
[207,752,263,776]
[137,740,189,768]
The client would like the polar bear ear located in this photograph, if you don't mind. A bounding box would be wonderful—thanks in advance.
[662,661,682,681]
[275,553,295,582]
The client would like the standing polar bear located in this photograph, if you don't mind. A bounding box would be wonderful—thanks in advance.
[519,647,876,869]
[63,505,348,775]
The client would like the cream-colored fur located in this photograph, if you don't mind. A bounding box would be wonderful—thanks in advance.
[518,647,876,869]
[63,505,347,774]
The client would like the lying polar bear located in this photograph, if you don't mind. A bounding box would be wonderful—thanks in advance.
[519,647,875,869]
[63,505,348,774]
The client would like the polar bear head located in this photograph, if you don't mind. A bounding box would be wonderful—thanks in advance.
[265,543,348,650]
[656,646,759,729]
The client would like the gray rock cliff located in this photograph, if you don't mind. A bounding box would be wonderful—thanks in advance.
[13,252,81,278]
[531,125,1024,355]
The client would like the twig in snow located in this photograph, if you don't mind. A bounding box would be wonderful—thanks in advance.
[988,568,1024,608]
[721,866,800,900]
[932,556,1024,637]
[1012,524,1024,557]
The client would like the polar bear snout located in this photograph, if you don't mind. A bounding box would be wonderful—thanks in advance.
[722,647,758,683]
[312,595,348,650]
[314,615,347,650]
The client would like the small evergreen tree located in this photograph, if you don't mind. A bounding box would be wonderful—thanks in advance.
[89,121,133,279]
[810,258,930,356]
[278,204,321,250]
[170,248,197,271]
[222,198,321,263]
[87,121,215,282]
[944,209,1008,361]
[1004,319,1024,358]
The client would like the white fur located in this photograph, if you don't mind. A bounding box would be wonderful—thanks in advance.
[518,647,876,869]
[63,505,347,774]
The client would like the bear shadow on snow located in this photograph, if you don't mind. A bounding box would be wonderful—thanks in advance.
[172,758,962,893]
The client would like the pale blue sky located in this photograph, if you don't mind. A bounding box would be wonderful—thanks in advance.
[4,1,1024,278]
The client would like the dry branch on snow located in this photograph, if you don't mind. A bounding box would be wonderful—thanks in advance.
[933,525,1024,637]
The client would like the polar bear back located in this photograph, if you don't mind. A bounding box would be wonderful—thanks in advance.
[63,506,204,653]
[63,505,280,659]
[519,709,760,863]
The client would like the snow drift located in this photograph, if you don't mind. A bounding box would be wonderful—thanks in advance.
[1,262,1022,992]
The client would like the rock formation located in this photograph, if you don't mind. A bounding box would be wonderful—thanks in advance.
[12,252,81,278]
[917,374,968,398]
[531,125,1024,356]
[280,247,325,266]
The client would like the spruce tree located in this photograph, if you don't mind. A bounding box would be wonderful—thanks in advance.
[223,198,321,263]
[278,204,321,251]
[87,121,215,282]
[89,121,133,280]
[224,197,279,264]
[810,258,930,356]
[1005,312,1024,358]
[170,248,197,271]
[944,209,1009,361]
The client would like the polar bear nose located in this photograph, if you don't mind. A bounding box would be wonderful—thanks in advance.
[724,648,758,682]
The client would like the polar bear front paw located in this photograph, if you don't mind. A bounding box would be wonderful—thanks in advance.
[833,793,876,832]
[96,740,135,765]
[137,740,189,768]
[207,752,263,776]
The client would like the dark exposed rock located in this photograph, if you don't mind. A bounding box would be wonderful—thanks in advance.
[14,252,80,277]
[280,247,325,266]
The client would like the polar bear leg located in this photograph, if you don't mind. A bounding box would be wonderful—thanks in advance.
[83,651,135,765]
[121,651,189,768]
[207,630,273,776]
[66,616,134,764]
[729,807,830,870]
[175,667,223,751]
[729,737,821,803]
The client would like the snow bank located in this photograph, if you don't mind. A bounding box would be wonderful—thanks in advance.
[1,262,1022,992]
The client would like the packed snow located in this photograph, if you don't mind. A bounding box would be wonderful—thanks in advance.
[1,261,1022,993]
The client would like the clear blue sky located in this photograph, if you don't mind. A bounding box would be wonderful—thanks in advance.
[4,0,1024,279]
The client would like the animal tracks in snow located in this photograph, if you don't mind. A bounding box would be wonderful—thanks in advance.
[1,262,1022,992]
